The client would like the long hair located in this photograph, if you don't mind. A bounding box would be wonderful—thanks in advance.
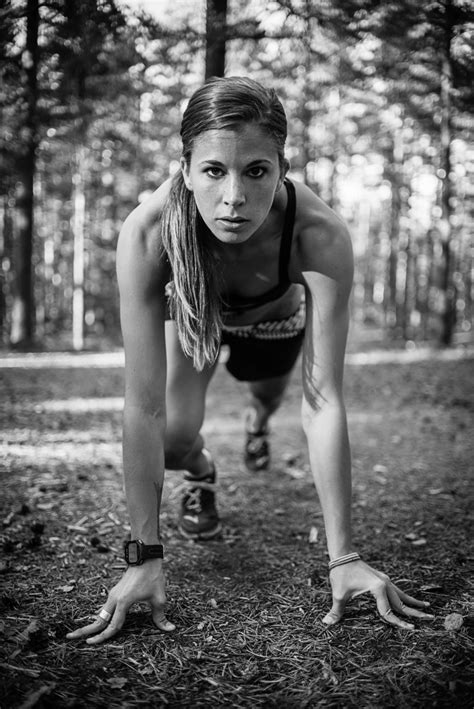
[160,76,288,371]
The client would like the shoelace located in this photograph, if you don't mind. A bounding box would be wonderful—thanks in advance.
[183,478,215,513]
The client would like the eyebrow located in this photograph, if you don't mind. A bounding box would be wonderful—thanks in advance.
[198,158,275,167]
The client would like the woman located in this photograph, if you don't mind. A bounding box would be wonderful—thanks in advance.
[67,76,433,645]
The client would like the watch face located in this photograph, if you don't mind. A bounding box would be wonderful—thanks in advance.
[126,542,139,564]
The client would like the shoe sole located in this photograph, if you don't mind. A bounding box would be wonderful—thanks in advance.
[178,521,223,541]
[244,458,270,472]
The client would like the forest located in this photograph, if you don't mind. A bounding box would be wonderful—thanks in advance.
[1,0,473,351]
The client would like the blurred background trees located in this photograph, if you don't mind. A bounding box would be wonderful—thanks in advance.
[1,0,473,351]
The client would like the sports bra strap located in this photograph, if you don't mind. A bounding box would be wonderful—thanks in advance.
[278,179,296,284]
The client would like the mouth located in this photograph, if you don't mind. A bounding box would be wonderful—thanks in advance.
[218,216,249,224]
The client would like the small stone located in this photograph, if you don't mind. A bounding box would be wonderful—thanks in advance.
[444,612,464,631]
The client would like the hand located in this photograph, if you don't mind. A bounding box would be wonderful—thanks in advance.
[323,560,434,629]
[66,560,175,645]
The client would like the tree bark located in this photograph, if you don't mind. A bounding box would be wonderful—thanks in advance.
[439,0,456,346]
[205,0,227,79]
[72,146,87,351]
[10,0,39,347]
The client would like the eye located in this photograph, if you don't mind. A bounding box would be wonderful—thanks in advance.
[247,166,266,178]
[205,166,224,178]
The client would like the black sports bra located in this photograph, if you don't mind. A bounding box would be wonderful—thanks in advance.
[221,179,296,314]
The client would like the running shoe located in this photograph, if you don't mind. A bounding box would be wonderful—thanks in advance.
[244,429,270,471]
[179,451,221,540]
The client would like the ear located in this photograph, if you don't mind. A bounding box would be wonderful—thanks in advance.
[276,159,290,191]
[180,157,193,191]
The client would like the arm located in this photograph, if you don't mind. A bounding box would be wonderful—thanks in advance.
[68,190,175,644]
[296,194,432,629]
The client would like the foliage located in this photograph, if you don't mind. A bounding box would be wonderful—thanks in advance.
[0,0,473,348]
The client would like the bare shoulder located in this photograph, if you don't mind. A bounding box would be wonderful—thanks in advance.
[116,179,173,298]
[291,181,353,293]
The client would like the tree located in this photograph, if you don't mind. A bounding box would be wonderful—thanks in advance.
[8,0,39,346]
[205,0,227,78]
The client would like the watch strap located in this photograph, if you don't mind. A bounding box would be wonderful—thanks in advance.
[142,543,164,559]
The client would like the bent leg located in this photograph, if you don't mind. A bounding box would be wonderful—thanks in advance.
[246,372,293,433]
[164,320,218,476]
[244,372,293,471]
[164,321,221,539]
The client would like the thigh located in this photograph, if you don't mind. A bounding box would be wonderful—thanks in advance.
[165,320,218,436]
[248,371,293,401]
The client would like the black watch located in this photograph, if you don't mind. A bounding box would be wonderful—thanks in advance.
[124,539,164,565]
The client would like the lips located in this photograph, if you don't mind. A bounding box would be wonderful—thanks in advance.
[218,216,248,223]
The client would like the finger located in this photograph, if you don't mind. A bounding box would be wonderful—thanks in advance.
[374,590,414,630]
[392,585,432,610]
[322,596,346,626]
[151,602,176,632]
[86,604,127,645]
[66,605,115,640]
[387,586,434,620]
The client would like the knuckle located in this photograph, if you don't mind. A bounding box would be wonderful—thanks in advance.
[372,579,386,593]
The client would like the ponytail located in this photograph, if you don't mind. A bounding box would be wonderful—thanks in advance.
[160,171,223,371]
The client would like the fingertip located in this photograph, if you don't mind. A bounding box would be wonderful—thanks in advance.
[153,617,175,632]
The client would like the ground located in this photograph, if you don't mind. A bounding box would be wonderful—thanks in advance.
[0,346,473,708]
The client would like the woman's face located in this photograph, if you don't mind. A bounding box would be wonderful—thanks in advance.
[181,123,285,244]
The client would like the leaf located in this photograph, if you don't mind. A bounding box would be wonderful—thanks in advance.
[106,677,128,689]
[57,585,75,593]
[308,526,319,544]
[444,613,464,631]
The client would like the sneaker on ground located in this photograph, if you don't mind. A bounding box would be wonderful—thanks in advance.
[179,451,222,540]
[244,429,270,471]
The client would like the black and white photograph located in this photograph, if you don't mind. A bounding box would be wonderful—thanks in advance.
[1,0,473,706]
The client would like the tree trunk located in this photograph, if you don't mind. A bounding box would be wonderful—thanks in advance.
[72,146,87,351]
[387,127,403,335]
[439,0,455,346]
[10,0,39,347]
[205,0,227,79]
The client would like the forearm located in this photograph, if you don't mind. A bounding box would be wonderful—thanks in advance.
[122,404,166,544]
[302,398,352,559]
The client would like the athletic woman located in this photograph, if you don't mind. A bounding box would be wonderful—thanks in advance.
[67,76,433,644]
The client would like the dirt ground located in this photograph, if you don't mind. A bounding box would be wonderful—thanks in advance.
[0,347,473,708]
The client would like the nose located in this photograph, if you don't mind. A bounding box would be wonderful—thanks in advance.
[223,176,245,207]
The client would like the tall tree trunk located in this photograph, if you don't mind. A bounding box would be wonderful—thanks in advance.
[386,126,404,336]
[439,0,455,345]
[72,146,87,351]
[10,0,39,347]
[205,0,227,79]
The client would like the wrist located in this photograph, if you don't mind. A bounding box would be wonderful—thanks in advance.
[124,538,164,565]
[328,552,361,572]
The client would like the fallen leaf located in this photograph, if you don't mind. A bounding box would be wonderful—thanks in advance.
[308,527,319,544]
[373,464,388,474]
[411,538,427,546]
[106,677,128,689]
[57,585,75,593]
[444,613,464,631]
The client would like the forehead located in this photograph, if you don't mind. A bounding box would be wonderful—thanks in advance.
[190,124,279,163]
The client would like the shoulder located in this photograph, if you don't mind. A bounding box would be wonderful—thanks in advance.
[291,180,353,294]
[116,178,173,295]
